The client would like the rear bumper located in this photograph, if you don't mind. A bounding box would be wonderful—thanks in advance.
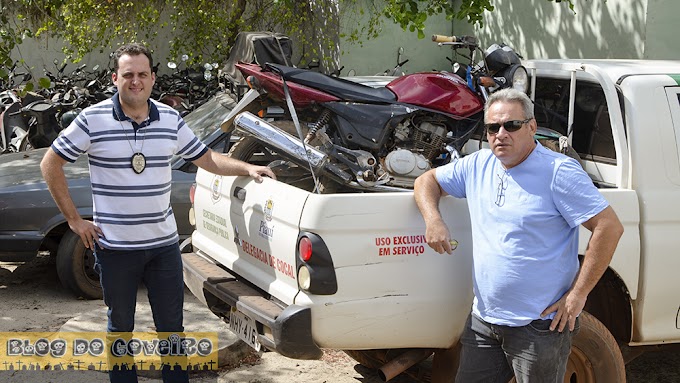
[181,252,322,360]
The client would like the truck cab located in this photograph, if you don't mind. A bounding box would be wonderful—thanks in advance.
[524,60,680,352]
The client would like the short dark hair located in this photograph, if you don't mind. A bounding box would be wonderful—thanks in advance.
[113,43,154,73]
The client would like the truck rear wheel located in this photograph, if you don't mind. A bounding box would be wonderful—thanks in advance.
[56,229,102,299]
[565,311,626,382]
[344,312,624,383]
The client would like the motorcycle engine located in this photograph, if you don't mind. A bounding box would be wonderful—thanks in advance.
[384,149,430,187]
[384,120,447,188]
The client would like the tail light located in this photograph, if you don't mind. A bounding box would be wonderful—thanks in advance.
[299,237,312,261]
[296,232,337,295]
[189,183,196,205]
[188,183,197,226]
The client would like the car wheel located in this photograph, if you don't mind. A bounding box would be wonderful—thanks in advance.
[56,229,102,299]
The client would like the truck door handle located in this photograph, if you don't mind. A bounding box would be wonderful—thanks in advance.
[233,187,246,201]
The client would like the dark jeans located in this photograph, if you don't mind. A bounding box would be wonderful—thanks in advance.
[95,242,189,383]
[455,313,579,383]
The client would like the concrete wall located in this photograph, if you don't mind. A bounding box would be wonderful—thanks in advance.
[645,0,680,59]
[338,0,680,74]
[9,0,678,81]
[450,0,679,60]
[10,4,451,79]
[337,11,452,75]
[10,37,105,77]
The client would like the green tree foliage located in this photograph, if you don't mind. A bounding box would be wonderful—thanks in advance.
[0,0,574,83]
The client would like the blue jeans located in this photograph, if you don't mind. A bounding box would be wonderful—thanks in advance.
[95,242,189,383]
[455,313,579,383]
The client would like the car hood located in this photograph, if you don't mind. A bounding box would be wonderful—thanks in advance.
[0,148,90,189]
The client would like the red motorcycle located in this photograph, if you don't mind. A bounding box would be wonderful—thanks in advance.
[222,35,529,192]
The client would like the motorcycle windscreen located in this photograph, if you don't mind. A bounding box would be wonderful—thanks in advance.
[191,169,307,305]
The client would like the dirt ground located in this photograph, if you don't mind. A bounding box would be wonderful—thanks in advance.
[1,254,679,383]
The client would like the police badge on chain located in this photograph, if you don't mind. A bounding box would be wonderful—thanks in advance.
[114,106,149,175]
[131,153,146,174]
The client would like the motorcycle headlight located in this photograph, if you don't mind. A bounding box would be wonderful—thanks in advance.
[499,64,529,93]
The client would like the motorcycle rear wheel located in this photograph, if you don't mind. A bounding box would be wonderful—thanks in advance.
[228,120,345,193]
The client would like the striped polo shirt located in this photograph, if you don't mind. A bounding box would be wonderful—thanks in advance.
[51,93,208,250]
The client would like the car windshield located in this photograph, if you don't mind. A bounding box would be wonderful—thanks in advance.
[170,92,235,165]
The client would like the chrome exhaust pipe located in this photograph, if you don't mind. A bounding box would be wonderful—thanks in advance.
[234,112,328,172]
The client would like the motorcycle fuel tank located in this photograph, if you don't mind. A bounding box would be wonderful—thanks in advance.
[387,72,484,119]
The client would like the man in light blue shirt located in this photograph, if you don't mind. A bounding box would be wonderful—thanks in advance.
[414,88,623,382]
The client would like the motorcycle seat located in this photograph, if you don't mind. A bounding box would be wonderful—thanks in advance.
[265,63,397,103]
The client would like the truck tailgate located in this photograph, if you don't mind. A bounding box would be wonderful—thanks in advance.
[191,169,306,305]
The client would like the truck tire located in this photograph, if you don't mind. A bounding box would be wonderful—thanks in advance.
[565,311,626,382]
[344,312,624,383]
[56,229,102,299]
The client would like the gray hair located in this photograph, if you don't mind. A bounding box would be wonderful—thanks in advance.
[484,88,534,120]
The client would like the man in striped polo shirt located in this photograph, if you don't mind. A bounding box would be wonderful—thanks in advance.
[40,43,274,383]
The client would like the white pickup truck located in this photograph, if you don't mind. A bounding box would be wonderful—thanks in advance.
[182,59,680,382]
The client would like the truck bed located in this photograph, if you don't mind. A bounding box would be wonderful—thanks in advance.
[185,170,474,353]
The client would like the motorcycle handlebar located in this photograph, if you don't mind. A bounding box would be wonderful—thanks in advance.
[432,34,478,45]
[432,34,459,43]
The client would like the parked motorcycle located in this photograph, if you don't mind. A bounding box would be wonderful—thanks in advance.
[0,61,113,153]
[12,98,65,151]
[0,90,25,153]
[222,34,529,192]
[155,58,222,116]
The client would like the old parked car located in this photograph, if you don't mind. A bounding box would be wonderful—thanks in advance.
[0,92,236,299]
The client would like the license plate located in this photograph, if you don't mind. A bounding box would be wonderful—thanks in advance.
[229,307,261,351]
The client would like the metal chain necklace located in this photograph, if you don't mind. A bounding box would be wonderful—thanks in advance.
[115,107,148,174]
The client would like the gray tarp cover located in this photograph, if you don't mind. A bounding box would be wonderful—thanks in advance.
[223,32,293,85]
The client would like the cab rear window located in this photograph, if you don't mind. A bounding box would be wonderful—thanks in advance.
[533,78,616,164]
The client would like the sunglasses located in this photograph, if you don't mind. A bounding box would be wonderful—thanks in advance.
[485,118,532,134]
